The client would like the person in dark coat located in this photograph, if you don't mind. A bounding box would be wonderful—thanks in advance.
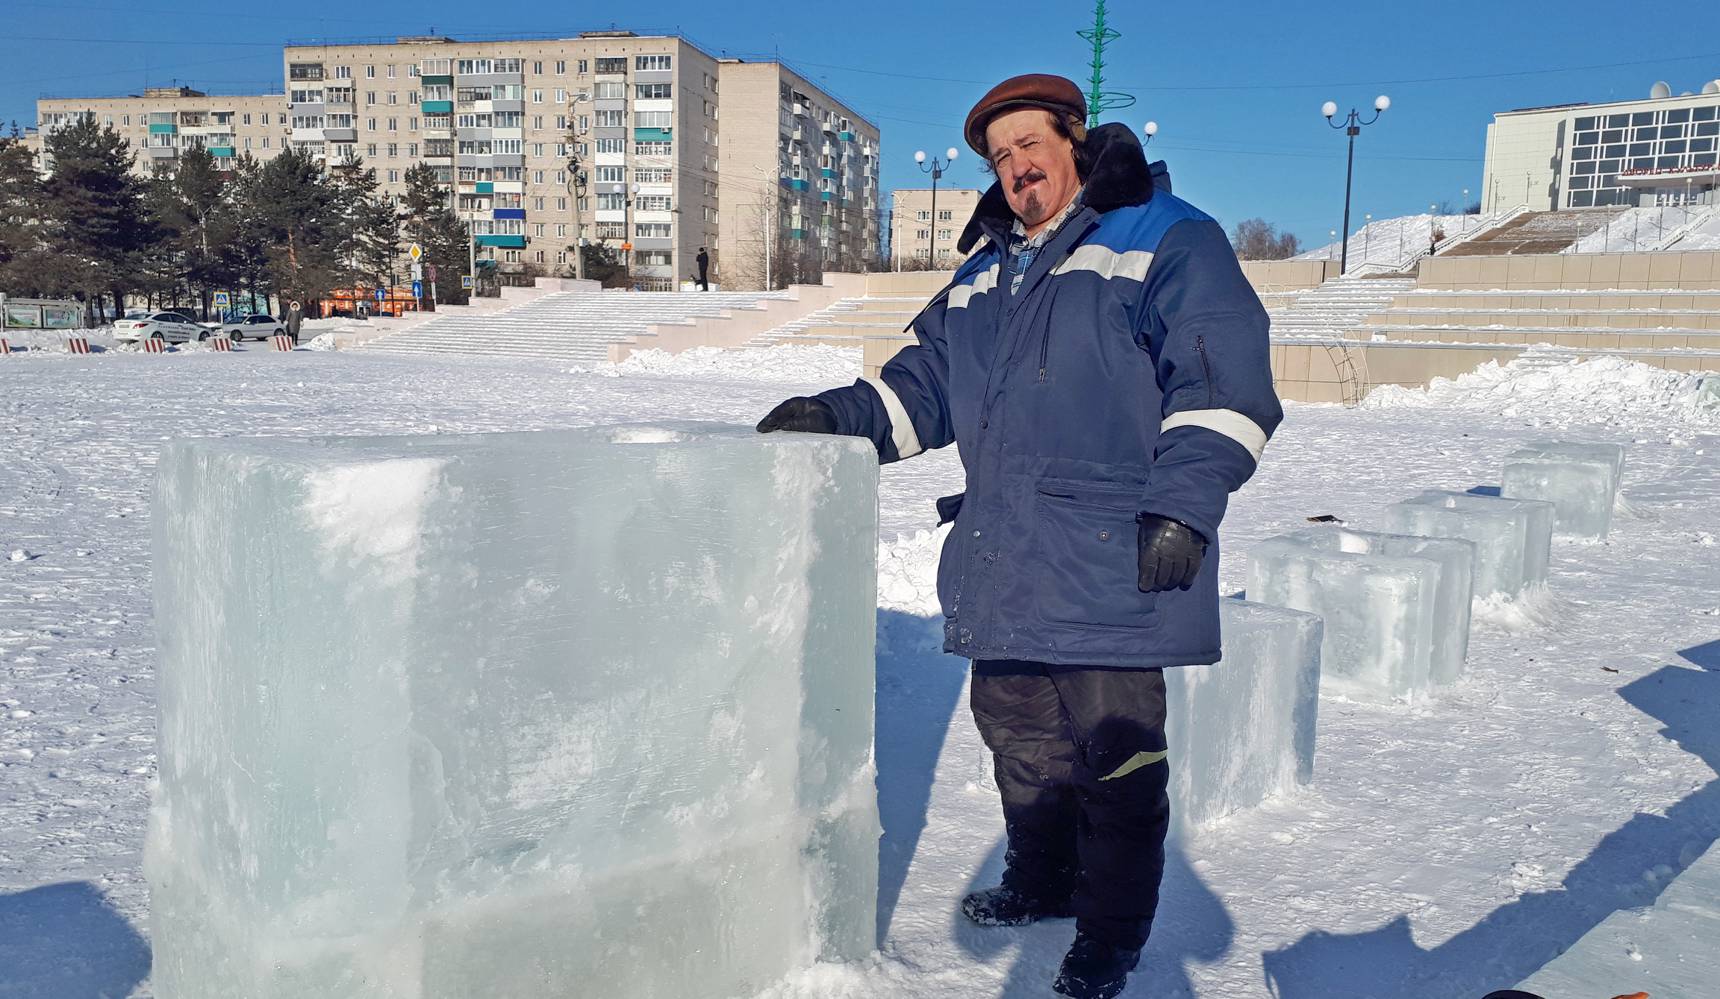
[758,74,1281,999]
[696,247,710,290]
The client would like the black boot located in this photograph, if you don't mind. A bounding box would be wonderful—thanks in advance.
[1053,931,1141,999]
[960,884,1074,927]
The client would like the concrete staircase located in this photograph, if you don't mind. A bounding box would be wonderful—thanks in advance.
[1266,276,1420,339]
[747,295,925,347]
[1439,207,1632,256]
[358,289,795,363]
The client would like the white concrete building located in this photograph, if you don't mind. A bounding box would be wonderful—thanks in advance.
[1482,79,1720,214]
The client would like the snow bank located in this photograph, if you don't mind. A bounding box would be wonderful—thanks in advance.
[1,326,119,353]
[1566,205,1717,254]
[571,344,862,384]
[876,526,947,615]
[1363,355,1720,431]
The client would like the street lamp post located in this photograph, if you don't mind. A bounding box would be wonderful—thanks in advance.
[1362,213,1372,266]
[1461,187,1470,235]
[1321,94,1390,276]
[1328,229,1337,262]
[565,91,590,281]
[1429,203,1439,256]
[915,147,958,269]
[1142,120,1158,145]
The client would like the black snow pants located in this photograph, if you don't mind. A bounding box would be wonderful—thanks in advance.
[970,661,1171,951]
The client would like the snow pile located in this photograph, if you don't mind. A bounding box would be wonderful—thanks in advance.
[1363,355,1720,431]
[876,526,947,615]
[306,333,337,351]
[1,326,118,353]
[1566,205,1717,253]
[571,344,861,384]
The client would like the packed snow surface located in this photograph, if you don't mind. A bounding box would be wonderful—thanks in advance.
[2,343,1719,998]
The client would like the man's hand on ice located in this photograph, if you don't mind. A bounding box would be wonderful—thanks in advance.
[1137,514,1206,592]
[756,397,838,435]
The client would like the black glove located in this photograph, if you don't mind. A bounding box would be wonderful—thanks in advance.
[1137,514,1207,593]
[756,396,838,435]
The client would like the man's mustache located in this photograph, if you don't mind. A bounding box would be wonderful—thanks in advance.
[1013,170,1047,194]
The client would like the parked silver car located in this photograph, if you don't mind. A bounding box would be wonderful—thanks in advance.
[219,314,288,341]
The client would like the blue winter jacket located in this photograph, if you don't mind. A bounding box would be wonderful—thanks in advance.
[818,124,1282,668]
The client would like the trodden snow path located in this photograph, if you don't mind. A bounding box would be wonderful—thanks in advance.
[1,347,1717,999]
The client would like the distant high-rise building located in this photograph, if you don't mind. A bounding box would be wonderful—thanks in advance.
[890,187,982,270]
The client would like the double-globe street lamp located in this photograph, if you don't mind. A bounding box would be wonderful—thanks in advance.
[915,147,958,269]
[1322,94,1390,276]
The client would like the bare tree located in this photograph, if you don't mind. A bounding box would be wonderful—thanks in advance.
[1230,218,1302,260]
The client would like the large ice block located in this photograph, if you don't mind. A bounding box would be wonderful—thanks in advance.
[1278,527,1473,685]
[1382,490,1554,598]
[1502,440,1626,540]
[1516,838,1720,998]
[1247,534,1442,701]
[146,424,881,999]
[1166,600,1322,835]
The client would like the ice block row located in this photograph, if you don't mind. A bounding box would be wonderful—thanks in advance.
[147,425,882,999]
[1500,440,1626,541]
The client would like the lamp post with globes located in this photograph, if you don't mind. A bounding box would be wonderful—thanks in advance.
[1322,94,1390,276]
[1142,120,1158,145]
[916,147,958,269]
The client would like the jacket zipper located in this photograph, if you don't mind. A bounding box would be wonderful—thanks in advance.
[1038,318,1051,382]
[1195,335,1215,408]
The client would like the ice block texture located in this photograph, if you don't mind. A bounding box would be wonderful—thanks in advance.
[1382,491,1554,598]
[1501,440,1626,540]
[1247,533,1447,701]
[146,424,882,999]
[1165,600,1322,835]
[1517,838,1720,998]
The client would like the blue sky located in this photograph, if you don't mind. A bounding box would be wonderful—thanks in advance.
[4,0,1717,248]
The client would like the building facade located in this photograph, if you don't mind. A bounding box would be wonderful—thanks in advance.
[890,187,982,269]
[31,88,289,173]
[1482,81,1720,214]
[279,32,720,289]
[716,60,881,290]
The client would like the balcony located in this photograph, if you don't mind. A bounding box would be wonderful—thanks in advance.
[422,100,454,115]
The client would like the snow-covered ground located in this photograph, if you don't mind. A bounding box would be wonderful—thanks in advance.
[1565,205,1720,254]
[2,345,1719,998]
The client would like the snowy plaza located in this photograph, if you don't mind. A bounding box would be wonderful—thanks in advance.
[2,331,1717,996]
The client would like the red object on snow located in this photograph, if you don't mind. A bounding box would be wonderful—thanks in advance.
[143,337,168,354]
[0,338,10,355]
[66,336,91,354]
[209,336,233,352]
[271,334,294,352]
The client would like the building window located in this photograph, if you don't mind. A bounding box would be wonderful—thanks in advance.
[577,59,588,74]
[594,81,625,100]
[555,60,566,74]
[596,137,624,154]
[596,165,624,182]
[597,193,625,210]
[555,91,566,106]
[532,89,544,104]
[533,61,543,74]
[409,142,418,156]
[635,111,672,130]
[387,118,397,131]
[635,141,671,156]
[637,195,672,212]
[916,210,930,221]
[636,83,672,100]
[596,110,625,127]
[938,210,952,221]
[636,55,671,71]
[595,57,626,74]
[365,65,375,78]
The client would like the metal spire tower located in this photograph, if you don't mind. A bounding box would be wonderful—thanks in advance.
[1076,0,1135,128]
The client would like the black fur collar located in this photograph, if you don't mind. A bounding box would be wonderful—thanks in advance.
[956,122,1164,254]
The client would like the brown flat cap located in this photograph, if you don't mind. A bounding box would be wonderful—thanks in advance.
[964,73,1088,156]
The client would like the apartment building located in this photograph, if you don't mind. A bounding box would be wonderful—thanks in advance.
[716,60,881,290]
[890,187,982,269]
[278,32,720,288]
[31,87,289,173]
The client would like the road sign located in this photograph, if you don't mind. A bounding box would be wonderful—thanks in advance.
[412,280,422,299]
[408,243,423,261]
[426,263,438,281]
[375,287,386,303]
[621,242,633,251]
[411,262,423,281]
[461,276,474,289]
[212,291,230,308]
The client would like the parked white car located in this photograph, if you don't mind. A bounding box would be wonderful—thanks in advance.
[114,312,209,343]
[218,314,287,341]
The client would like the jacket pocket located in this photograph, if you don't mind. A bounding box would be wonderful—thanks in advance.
[1033,481,1157,630]
[935,492,965,525]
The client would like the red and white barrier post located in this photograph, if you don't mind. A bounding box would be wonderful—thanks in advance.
[142,337,168,354]
[0,338,10,355]
[271,334,294,352]
[209,335,233,352]
[66,335,91,354]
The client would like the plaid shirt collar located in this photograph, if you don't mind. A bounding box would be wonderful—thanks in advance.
[1006,186,1086,292]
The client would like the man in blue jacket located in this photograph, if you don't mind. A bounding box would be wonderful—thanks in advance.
[759,73,1281,999]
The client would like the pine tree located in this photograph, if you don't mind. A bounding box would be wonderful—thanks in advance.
[38,116,155,318]
[0,133,45,294]
[400,162,470,304]
[248,146,344,310]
